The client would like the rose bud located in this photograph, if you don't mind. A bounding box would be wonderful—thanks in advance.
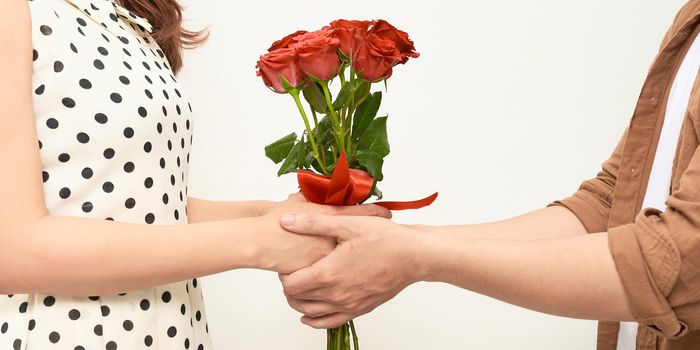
[256,47,306,93]
[268,30,307,51]
[370,20,419,62]
[352,33,403,82]
[291,30,341,81]
[326,19,373,58]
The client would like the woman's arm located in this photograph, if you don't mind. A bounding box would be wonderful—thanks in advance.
[0,1,390,298]
[187,196,276,222]
[278,214,629,329]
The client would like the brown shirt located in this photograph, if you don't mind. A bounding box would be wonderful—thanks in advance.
[549,1,700,349]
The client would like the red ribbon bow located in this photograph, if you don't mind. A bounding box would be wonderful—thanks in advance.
[297,151,438,210]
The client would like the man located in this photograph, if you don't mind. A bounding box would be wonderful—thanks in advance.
[277,2,700,349]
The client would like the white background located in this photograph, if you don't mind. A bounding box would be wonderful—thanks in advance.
[178,1,686,349]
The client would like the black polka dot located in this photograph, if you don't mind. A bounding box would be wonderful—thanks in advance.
[1,322,7,334]
[101,305,110,317]
[68,309,81,320]
[81,167,93,179]
[103,148,115,159]
[198,345,204,350]
[106,341,117,350]
[167,326,177,337]
[123,162,135,172]
[195,310,201,321]
[94,59,105,69]
[33,49,39,61]
[98,46,109,56]
[145,89,153,99]
[144,177,153,188]
[94,324,103,336]
[161,291,171,303]
[180,304,186,315]
[77,17,87,26]
[110,93,122,103]
[123,127,134,138]
[62,97,76,108]
[46,118,59,129]
[13,339,21,350]
[42,171,49,183]
[162,193,169,204]
[77,132,90,143]
[95,112,108,124]
[70,43,78,53]
[144,335,153,346]
[119,76,130,85]
[59,187,71,199]
[185,338,190,349]
[49,331,60,343]
[174,209,179,220]
[140,299,150,310]
[102,181,114,193]
[40,25,53,35]
[125,198,136,209]
[58,153,70,162]
[156,123,163,133]
[28,319,35,330]
[79,78,92,89]
[123,320,133,331]
[82,202,93,213]
[18,302,28,313]
[138,106,147,117]
[145,213,155,224]
[44,296,56,306]
[35,84,45,95]
[54,61,64,73]
[159,158,166,168]
[143,141,152,152]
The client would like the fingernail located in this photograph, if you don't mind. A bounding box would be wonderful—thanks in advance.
[280,214,296,227]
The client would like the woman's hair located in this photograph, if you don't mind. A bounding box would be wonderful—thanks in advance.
[119,0,208,74]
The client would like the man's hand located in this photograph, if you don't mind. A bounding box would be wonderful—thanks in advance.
[278,213,425,328]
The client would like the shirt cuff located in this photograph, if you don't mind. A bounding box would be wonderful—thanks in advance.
[548,190,610,233]
[608,208,689,339]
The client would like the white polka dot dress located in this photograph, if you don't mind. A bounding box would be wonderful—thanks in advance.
[0,0,213,349]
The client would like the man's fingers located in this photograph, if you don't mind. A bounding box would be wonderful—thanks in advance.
[285,296,337,318]
[280,213,350,239]
[282,265,332,299]
[301,313,354,329]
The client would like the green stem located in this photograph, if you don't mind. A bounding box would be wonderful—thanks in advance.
[319,80,345,155]
[349,320,359,350]
[290,89,328,175]
[339,64,347,86]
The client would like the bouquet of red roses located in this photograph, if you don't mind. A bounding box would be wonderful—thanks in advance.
[256,19,436,350]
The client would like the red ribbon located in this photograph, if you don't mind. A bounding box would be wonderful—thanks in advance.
[297,151,438,210]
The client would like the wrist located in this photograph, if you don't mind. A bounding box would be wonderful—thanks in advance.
[402,224,446,283]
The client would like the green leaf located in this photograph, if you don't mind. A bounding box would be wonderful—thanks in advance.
[316,115,335,146]
[277,140,304,176]
[351,92,382,141]
[332,82,354,110]
[264,132,297,164]
[352,80,371,108]
[355,150,384,181]
[357,116,390,158]
[302,83,328,114]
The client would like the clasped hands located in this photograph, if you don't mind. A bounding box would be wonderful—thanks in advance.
[272,193,427,329]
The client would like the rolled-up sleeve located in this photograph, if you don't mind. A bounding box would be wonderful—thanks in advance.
[548,128,628,233]
[606,143,700,339]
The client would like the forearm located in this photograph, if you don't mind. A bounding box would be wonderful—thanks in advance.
[413,229,632,321]
[187,196,276,223]
[0,214,264,296]
[418,206,587,241]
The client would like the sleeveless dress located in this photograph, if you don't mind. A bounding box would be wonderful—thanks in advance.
[0,0,214,349]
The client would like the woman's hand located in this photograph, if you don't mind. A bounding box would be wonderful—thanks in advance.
[253,194,392,274]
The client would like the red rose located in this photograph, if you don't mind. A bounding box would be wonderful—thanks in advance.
[351,34,402,82]
[326,19,373,58]
[268,30,307,51]
[370,20,419,62]
[290,30,341,81]
[256,47,305,93]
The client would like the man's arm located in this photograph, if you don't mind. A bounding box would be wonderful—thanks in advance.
[278,214,630,329]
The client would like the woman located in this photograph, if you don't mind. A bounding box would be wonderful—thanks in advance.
[0,0,389,349]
